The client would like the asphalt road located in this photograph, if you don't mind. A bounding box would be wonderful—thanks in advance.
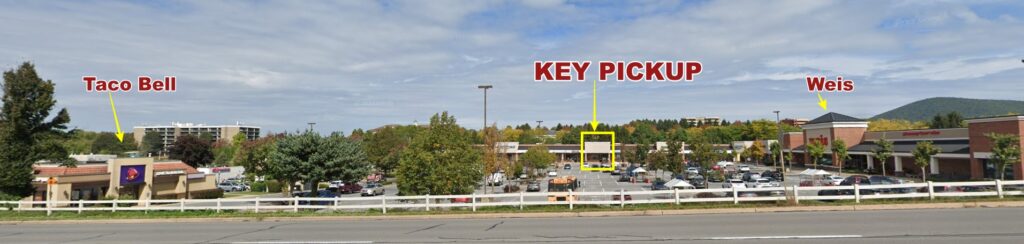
[4,207,1023,243]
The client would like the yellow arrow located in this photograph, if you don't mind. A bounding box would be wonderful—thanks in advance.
[107,92,124,142]
[817,92,828,111]
[590,80,599,130]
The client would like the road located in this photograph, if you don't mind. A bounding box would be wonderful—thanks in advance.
[3,208,1022,243]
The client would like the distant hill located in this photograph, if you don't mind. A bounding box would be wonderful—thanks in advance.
[873,97,1024,121]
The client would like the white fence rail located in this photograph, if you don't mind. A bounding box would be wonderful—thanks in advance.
[3,180,1023,216]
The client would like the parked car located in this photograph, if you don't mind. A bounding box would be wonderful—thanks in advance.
[707,172,726,182]
[825,175,845,186]
[818,175,912,196]
[330,181,363,194]
[519,173,528,180]
[746,178,779,188]
[738,164,752,172]
[761,170,785,181]
[548,171,558,177]
[651,179,670,190]
[617,174,631,182]
[526,181,541,192]
[217,182,240,192]
[722,179,747,188]
[686,167,700,175]
[742,172,762,182]
[298,190,338,205]
[361,183,385,196]
[563,164,572,170]
[611,169,622,175]
[612,194,633,201]
[689,176,708,189]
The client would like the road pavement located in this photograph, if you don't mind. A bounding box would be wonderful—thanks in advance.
[2,207,1021,243]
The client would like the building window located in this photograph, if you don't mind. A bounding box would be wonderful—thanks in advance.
[983,159,1015,179]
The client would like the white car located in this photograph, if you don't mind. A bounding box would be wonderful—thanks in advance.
[722,179,747,188]
[686,167,700,174]
[547,171,558,177]
[716,161,735,168]
[746,178,779,188]
[825,175,845,186]
[361,183,385,196]
[738,165,752,172]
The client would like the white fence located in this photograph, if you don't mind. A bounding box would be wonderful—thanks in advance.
[4,180,1023,216]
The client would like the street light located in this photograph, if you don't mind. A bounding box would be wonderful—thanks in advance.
[478,85,493,129]
[773,111,784,172]
[308,122,316,132]
[536,120,543,129]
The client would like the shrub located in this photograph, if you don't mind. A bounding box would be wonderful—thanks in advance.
[0,192,22,210]
[191,189,224,199]
[318,182,330,190]
[100,195,137,207]
[266,180,282,193]
[251,181,267,192]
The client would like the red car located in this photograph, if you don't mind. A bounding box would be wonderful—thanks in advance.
[330,181,363,194]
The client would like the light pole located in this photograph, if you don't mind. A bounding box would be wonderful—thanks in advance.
[307,122,316,132]
[773,111,784,172]
[478,85,493,194]
[536,120,543,129]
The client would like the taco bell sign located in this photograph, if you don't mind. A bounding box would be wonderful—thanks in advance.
[120,165,146,185]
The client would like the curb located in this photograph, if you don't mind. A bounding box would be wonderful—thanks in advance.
[3,200,1023,225]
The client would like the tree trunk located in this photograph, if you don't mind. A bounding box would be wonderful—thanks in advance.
[881,161,887,176]
[921,166,927,182]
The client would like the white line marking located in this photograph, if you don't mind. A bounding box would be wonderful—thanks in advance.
[231,241,373,244]
[706,235,862,240]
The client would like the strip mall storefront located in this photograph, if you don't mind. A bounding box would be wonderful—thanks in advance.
[31,158,218,205]
[784,113,1024,181]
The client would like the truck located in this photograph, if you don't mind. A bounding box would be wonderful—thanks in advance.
[547,176,579,202]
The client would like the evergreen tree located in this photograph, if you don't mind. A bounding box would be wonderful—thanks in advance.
[0,62,72,197]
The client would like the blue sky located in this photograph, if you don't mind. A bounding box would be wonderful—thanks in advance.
[1,0,1023,134]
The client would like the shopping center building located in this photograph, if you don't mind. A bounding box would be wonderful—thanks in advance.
[783,112,1024,180]
[30,157,219,205]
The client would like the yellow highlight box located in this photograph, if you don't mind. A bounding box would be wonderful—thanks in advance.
[579,131,615,171]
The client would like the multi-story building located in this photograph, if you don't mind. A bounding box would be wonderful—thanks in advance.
[684,117,721,126]
[132,123,260,152]
[781,118,809,126]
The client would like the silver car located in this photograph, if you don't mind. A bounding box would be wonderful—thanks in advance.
[361,183,385,196]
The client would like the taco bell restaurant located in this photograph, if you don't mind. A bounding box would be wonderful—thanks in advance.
[783,113,1024,181]
[30,157,218,206]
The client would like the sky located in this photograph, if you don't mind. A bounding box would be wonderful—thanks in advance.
[1,0,1023,134]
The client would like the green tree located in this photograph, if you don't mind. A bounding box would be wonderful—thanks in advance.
[140,132,164,157]
[987,133,1021,180]
[169,134,214,168]
[912,140,941,182]
[748,140,766,164]
[61,129,97,154]
[211,133,246,166]
[664,140,684,176]
[807,141,825,169]
[396,112,483,195]
[269,132,369,195]
[769,141,781,170]
[0,62,72,197]
[520,144,555,179]
[91,132,136,155]
[831,139,850,176]
[930,112,965,129]
[233,134,281,180]
[364,126,407,177]
[872,138,894,176]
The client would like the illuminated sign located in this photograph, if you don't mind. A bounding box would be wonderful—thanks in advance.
[119,165,146,185]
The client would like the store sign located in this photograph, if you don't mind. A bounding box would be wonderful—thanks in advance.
[903,130,940,137]
[212,167,231,173]
[155,170,185,176]
[120,165,146,185]
[187,173,206,179]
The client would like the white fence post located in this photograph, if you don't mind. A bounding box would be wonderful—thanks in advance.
[854,184,861,203]
[382,195,388,214]
[145,199,151,214]
[619,189,625,208]
[792,185,800,204]
[425,194,431,211]
[293,196,298,213]
[180,198,185,213]
[732,187,738,204]
[78,199,83,214]
[519,192,524,210]
[46,199,52,216]
[927,181,935,200]
[471,193,476,212]
[568,189,574,210]
[674,188,680,205]
[112,199,118,213]
[334,196,340,210]
[216,198,222,213]
[996,180,1004,199]
[254,199,260,213]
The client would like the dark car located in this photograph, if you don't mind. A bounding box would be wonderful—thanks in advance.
[618,174,631,182]
[689,176,708,189]
[526,181,541,192]
[333,181,363,194]
[298,190,339,205]
[611,169,622,175]
[761,170,785,181]
[818,175,911,196]
[612,194,633,201]
[564,164,572,170]
[651,179,669,190]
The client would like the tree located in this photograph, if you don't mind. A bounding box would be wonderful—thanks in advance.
[140,132,164,157]
[396,112,483,196]
[868,119,928,131]
[211,133,245,166]
[269,132,369,195]
[90,132,136,155]
[807,141,825,169]
[646,149,667,178]
[664,140,684,176]
[0,62,72,197]
[233,134,281,181]
[769,142,781,170]
[872,138,894,176]
[831,139,850,176]
[481,125,507,194]
[987,133,1021,180]
[785,151,794,170]
[364,126,407,178]
[930,112,965,129]
[912,140,941,182]
[520,144,555,179]
[169,134,214,168]
[748,140,766,164]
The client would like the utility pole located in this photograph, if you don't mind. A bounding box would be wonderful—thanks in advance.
[307,122,316,132]
[773,111,784,172]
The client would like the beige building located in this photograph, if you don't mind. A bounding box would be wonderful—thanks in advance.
[31,158,218,206]
[132,123,260,153]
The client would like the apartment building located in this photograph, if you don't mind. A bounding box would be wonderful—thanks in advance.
[132,123,260,151]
